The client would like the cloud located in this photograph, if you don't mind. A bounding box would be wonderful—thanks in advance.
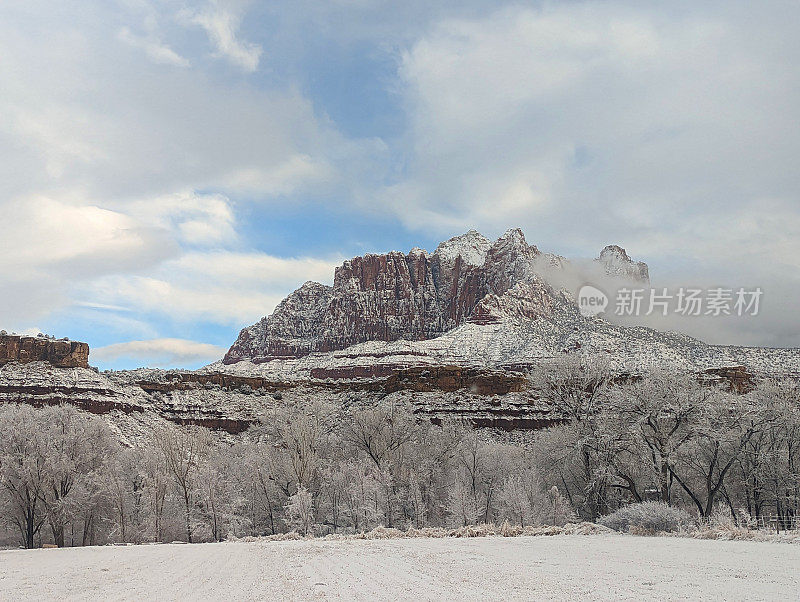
[0,195,177,329]
[395,3,800,243]
[0,2,359,205]
[128,191,239,246]
[0,1,364,335]
[92,338,227,368]
[224,155,335,197]
[0,196,176,277]
[385,2,800,346]
[83,251,343,324]
[186,1,263,72]
[117,27,190,67]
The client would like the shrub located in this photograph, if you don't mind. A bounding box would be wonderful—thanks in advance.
[598,502,694,534]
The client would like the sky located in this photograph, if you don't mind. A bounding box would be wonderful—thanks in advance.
[2,0,799,370]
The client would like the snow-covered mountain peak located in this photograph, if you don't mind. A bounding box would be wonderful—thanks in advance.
[599,244,632,261]
[433,229,491,266]
[596,244,650,282]
[490,228,539,257]
[297,280,328,293]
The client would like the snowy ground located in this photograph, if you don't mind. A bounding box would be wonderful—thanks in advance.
[1,534,798,601]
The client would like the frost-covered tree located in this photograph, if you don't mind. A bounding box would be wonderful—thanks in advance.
[498,475,534,527]
[446,478,478,527]
[236,443,285,535]
[342,403,417,469]
[105,449,145,544]
[544,486,577,526]
[0,404,118,548]
[41,406,116,547]
[195,448,248,541]
[669,392,770,518]
[0,405,50,548]
[153,424,211,543]
[529,356,613,519]
[284,486,314,535]
[604,369,711,504]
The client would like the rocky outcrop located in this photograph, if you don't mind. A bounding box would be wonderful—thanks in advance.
[596,245,650,282]
[225,229,647,364]
[0,335,89,368]
[701,365,755,393]
[468,280,555,325]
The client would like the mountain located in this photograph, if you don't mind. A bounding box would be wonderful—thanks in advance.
[219,228,797,382]
[596,245,649,281]
[225,229,647,364]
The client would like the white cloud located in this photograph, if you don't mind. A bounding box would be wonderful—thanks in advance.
[84,251,342,324]
[0,2,364,333]
[129,191,238,246]
[0,2,357,205]
[89,277,283,325]
[92,338,227,368]
[396,4,800,244]
[0,196,174,278]
[118,27,190,67]
[186,1,263,72]
[224,155,335,197]
[374,2,800,347]
[0,195,177,327]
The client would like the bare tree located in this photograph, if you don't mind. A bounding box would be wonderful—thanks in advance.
[529,355,613,519]
[605,369,710,504]
[153,425,211,543]
[669,393,770,517]
[342,403,417,470]
[0,405,50,548]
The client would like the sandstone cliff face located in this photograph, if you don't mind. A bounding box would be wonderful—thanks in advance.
[0,335,89,368]
[225,229,649,364]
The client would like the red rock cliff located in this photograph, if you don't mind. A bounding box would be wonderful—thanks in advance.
[0,335,90,368]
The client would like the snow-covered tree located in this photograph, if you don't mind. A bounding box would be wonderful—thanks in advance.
[152,424,211,543]
[284,486,314,535]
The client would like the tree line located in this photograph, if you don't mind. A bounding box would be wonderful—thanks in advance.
[0,358,797,548]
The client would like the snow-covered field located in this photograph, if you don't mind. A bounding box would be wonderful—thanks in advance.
[1,534,798,600]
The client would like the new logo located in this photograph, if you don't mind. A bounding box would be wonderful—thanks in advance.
[578,285,608,317]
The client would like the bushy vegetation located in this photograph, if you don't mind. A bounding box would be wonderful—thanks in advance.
[0,358,798,548]
[598,502,693,533]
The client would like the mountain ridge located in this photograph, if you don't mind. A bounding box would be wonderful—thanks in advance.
[224,228,648,365]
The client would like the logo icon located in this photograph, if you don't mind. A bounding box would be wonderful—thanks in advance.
[578,284,608,317]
